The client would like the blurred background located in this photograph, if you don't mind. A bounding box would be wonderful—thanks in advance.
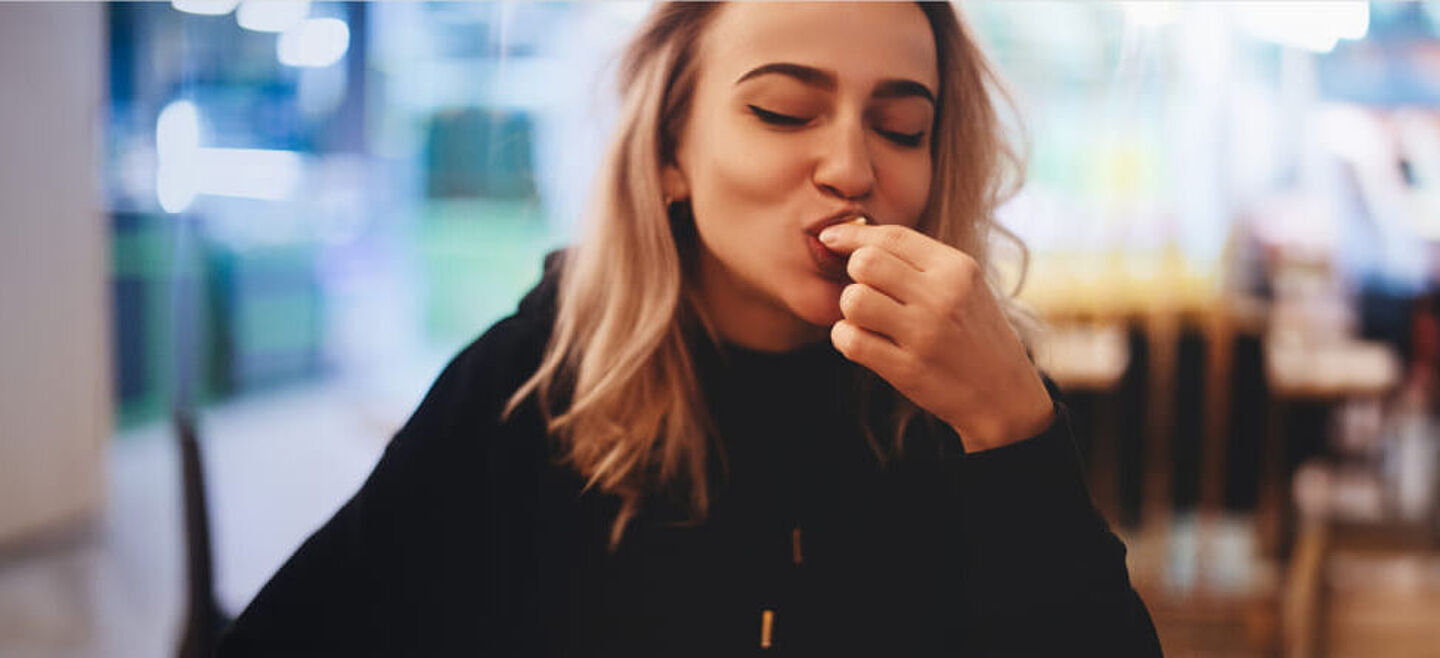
[1,1,1439,656]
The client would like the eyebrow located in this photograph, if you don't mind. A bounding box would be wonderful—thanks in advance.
[735,62,936,105]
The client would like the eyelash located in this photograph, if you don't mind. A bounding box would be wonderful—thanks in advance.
[746,105,925,148]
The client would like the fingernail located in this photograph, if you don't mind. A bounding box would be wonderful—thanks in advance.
[819,226,842,245]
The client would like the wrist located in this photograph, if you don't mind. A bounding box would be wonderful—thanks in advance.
[947,395,1056,453]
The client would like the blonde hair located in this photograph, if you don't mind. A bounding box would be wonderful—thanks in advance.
[504,2,1029,550]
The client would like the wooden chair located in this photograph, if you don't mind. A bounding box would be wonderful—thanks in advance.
[1129,305,1285,658]
[1269,342,1424,658]
[1036,301,1282,657]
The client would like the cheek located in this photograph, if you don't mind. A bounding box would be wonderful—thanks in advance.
[879,153,932,225]
[687,111,809,247]
[704,118,809,204]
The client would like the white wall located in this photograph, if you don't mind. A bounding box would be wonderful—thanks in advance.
[0,3,110,547]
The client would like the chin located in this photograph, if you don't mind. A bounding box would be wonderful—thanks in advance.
[784,274,847,327]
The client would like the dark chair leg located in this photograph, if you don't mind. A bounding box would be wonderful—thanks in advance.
[175,409,231,658]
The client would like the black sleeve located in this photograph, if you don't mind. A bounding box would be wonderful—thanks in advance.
[216,314,542,657]
[945,377,1163,656]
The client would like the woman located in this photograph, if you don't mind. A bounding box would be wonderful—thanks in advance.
[219,3,1162,656]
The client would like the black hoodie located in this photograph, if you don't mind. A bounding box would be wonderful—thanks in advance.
[217,250,1163,657]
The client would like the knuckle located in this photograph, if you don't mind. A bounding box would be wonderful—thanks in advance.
[849,340,871,363]
[950,253,982,284]
[880,225,907,250]
[845,334,869,362]
[848,246,878,279]
[832,321,859,355]
[936,281,964,311]
[839,283,863,314]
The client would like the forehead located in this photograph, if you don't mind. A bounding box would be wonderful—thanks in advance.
[700,2,939,93]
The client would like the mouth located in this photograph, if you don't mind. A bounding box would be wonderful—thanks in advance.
[805,232,850,282]
[802,212,870,283]
[804,208,868,236]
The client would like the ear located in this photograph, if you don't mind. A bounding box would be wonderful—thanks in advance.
[662,162,690,203]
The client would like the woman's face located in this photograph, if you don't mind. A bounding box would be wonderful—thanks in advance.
[668,1,938,351]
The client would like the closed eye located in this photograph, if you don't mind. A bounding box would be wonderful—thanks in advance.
[748,105,810,127]
[749,104,925,147]
[878,129,925,148]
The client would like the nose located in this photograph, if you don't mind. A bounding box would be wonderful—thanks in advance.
[812,119,875,201]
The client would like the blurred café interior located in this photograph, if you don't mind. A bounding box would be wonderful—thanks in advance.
[2,1,1440,656]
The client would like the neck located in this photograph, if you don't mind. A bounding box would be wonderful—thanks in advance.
[695,250,827,353]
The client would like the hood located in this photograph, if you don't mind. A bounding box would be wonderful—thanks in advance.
[515,248,568,326]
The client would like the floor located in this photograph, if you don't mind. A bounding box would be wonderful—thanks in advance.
[0,377,414,658]
[1322,549,1440,657]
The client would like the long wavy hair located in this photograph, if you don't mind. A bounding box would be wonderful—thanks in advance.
[505,2,1029,550]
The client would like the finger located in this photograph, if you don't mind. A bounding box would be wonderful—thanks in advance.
[838,282,912,343]
[830,319,919,388]
[817,222,951,273]
[845,244,927,305]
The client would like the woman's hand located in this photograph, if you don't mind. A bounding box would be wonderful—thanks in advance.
[818,221,1053,452]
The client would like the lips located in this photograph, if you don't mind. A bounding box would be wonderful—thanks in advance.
[804,208,867,236]
[805,232,850,282]
[803,210,870,282]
